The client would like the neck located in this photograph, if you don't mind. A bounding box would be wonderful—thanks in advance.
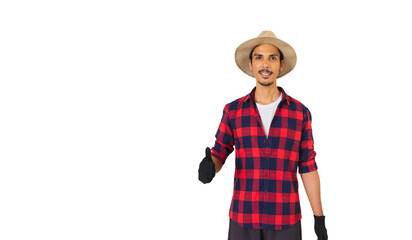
[254,83,281,105]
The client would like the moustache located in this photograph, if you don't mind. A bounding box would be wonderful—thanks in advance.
[258,69,273,74]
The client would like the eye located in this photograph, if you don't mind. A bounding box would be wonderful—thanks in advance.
[270,56,277,60]
[255,56,261,60]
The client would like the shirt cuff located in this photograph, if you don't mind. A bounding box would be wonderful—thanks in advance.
[211,148,225,165]
[299,160,318,174]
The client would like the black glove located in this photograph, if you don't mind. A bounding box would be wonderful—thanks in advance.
[198,147,216,184]
[314,215,328,240]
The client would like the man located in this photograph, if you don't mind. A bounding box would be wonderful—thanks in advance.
[198,31,328,240]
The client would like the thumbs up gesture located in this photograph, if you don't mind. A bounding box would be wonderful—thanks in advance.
[198,147,216,184]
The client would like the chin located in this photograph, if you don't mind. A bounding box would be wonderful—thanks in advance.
[259,77,275,83]
[258,79,274,86]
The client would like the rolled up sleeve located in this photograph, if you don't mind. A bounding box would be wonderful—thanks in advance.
[298,106,318,174]
[211,104,235,165]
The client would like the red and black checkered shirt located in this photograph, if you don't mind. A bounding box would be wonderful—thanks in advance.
[211,86,318,230]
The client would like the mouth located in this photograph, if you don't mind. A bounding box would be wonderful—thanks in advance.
[258,69,273,79]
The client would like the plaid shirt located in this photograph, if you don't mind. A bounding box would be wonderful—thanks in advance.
[211,86,318,230]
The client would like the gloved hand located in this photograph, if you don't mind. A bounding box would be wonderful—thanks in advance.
[314,215,328,240]
[198,147,216,184]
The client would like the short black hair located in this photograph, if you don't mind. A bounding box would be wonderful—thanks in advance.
[249,44,284,62]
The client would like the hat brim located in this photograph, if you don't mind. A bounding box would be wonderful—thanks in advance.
[235,37,297,78]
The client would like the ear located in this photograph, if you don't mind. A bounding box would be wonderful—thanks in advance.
[280,60,285,72]
[248,59,253,71]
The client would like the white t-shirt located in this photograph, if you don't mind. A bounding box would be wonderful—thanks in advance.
[255,92,282,138]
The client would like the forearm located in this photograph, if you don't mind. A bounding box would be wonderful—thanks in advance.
[300,170,324,216]
[211,156,223,173]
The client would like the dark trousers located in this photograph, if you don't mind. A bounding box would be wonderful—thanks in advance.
[228,218,302,240]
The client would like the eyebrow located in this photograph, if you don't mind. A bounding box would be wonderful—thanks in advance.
[253,53,279,57]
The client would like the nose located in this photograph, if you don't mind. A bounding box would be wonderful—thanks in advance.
[262,59,270,68]
[262,58,269,68]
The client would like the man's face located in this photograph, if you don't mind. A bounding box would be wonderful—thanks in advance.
[248,43,285,87]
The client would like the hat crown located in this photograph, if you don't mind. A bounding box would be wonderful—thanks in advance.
[257,31,277,38]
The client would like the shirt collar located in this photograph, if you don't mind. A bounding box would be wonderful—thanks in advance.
[242,86,291,105]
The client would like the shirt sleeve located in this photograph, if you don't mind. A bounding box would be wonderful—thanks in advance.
[211,104,235,165]
[298,106,318,174]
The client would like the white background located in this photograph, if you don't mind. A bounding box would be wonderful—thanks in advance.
[1,0,411,239]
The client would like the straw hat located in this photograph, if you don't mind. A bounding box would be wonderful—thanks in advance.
[235,31,297,78]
